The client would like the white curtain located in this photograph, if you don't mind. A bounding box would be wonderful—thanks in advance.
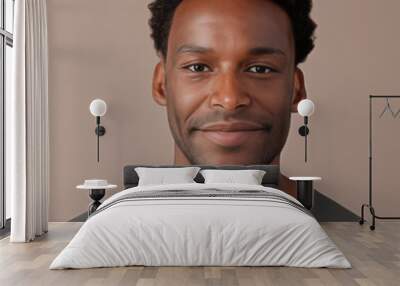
[8,0,49,242]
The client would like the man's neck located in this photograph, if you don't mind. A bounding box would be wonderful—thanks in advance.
[278,173,297,197]
[173,145,296,197]
[174,145,191,165]
[174,145,283,165]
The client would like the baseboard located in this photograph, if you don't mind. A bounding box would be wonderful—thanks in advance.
[312,190,359,222]
[70,212,88,222]
[0,218,11,239]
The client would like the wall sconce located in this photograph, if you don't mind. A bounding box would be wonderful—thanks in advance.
[89,99,107,162]
[297,99,315,162]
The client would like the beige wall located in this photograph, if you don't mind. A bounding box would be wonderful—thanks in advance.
[48,0,400,221]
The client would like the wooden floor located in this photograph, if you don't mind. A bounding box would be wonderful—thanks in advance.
[0,222,399,286]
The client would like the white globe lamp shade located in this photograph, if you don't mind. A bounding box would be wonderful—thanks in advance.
[89,99,107,117]
[297,99,315,117]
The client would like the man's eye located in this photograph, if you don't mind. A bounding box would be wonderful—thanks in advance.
[247,65,273,74]
[186,64,210,73]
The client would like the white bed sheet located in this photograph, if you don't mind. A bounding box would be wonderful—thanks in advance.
[50,183,351,269]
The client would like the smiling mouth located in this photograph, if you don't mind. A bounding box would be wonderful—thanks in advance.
[198,129,267,147]
[194,121,269,147]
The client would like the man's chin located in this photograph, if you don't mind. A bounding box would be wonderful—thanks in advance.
[185,130,275,165]
[194,129,268,149]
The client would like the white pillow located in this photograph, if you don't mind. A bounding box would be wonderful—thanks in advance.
[200,169,266,185]
[135,167,201,186]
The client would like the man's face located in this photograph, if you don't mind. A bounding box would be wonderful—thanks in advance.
[152,0,306,165]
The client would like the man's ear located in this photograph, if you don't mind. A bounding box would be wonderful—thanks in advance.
[152,60,167,106]
[290,67,307,112]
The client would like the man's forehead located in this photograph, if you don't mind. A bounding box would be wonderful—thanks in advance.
[167,0,293,59]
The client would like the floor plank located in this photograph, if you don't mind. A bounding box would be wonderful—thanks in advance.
[0,222,399,286]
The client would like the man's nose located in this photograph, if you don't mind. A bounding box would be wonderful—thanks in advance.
[210,72,251,111]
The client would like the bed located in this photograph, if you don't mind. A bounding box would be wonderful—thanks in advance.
[50,165,351,269]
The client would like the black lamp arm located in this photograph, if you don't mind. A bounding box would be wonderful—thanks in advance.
[94,116,106,162]
[297,116,310,162]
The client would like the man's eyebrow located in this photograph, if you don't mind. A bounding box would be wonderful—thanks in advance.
[248,46,286,57]
[176,44,286,57]
[176,45,212,54]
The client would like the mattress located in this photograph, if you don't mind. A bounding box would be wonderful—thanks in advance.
[50,183,351,269]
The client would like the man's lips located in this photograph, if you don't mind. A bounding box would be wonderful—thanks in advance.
[195,121,268,147]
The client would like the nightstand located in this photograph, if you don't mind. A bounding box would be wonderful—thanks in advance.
[289,177,321,210]
[77,180,117,216]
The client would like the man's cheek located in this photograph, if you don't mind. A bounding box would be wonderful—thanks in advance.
[177,93,204,125]
[167,97,192,137]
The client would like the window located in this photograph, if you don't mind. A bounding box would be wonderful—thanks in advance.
[1,0,14,229]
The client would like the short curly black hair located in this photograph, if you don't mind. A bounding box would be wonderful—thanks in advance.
[148,0,317,65]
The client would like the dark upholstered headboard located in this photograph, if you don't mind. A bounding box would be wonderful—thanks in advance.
[123,165,280,189]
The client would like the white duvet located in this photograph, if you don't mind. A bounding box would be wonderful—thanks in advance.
[50,183,351,269]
